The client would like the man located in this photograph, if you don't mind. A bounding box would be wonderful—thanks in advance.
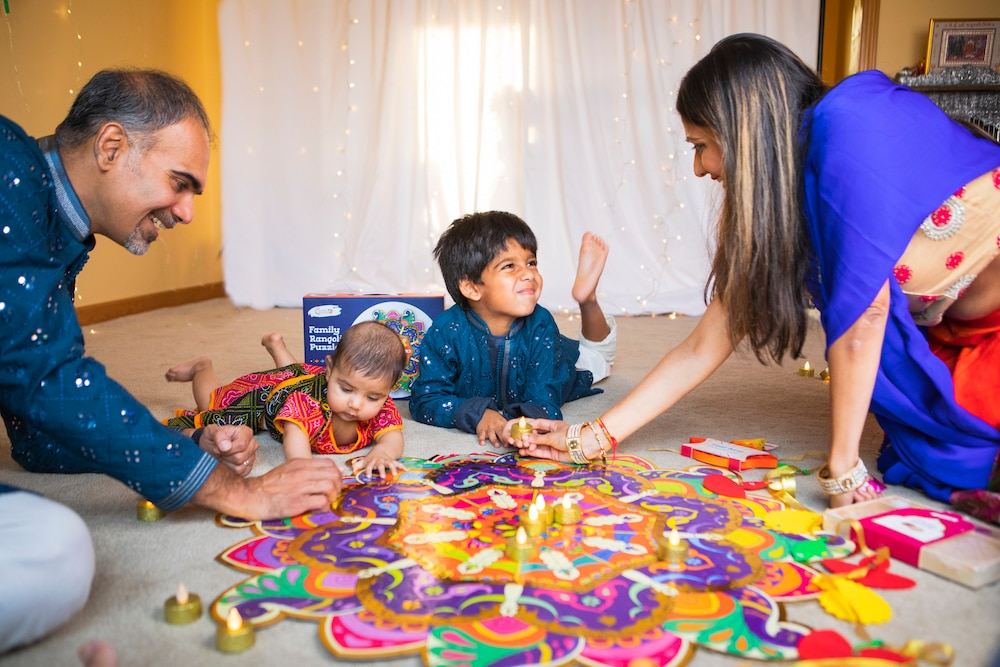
[0,69,342,654]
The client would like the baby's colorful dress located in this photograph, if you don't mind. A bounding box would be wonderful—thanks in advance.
[165,363,402,454]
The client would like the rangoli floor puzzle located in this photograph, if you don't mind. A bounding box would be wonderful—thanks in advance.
[211,453,933,665]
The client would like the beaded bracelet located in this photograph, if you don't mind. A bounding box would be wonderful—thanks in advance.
[595,418,618,460]
[586,421,609,465]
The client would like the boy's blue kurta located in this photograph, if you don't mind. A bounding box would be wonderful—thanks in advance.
[0,116,216,511]
[409,304,600,433]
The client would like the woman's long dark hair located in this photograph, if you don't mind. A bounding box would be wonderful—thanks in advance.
[677,33,827,363]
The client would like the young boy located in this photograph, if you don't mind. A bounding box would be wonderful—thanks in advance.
[165,322,408,478]
[409,211,616,447]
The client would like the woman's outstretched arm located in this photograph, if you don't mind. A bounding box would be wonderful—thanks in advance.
[518,298,737,462]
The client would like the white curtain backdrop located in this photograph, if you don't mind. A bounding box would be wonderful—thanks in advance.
[217,0,819,315]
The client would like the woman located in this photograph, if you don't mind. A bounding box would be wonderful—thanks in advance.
[514,33,1000,519]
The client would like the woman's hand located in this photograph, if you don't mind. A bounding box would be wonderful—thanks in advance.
[509,418,608,464]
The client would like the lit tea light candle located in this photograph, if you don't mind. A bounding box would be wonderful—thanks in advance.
[510,416,533,441]
[658,528,690,567]
[505,526,536,562]
[216,607,254,653]
[533,493,554,525]
[820,367,830,383]
[164,583,202,625]
[137,499,164,522]
[798,360,815,377]
[553,494,582,525]
[520,502,545,537]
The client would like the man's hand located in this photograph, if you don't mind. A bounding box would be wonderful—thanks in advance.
[257,458,343,518]
[195,424,258,477]
[191,457,342,520]
[476,409,510,448]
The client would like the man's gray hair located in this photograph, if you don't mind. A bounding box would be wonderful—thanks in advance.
[55,68,211,149]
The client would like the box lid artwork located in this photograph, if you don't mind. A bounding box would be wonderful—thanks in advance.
[302,294,445,399]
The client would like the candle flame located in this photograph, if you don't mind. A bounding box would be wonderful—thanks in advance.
[802,360,811,371]
[561,495,572,509]
[515,526,527,545]
[226,607,243,631]
[668,528,680,546]
[176,583,188,604]
[518,416,527,428]
[528,503,539,521]
[534,494,546,511]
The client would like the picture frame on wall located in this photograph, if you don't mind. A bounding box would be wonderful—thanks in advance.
[926,18,1000,73]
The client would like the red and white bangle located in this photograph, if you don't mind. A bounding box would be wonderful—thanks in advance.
[817,459,869,496]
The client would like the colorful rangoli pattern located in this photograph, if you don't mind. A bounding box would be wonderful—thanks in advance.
[214,453,855,665]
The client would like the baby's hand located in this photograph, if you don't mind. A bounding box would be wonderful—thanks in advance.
[355,451,407,480]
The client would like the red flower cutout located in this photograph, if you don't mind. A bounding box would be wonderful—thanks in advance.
[820,554,917,589]
[798,629,912,663]
[945,251,964,270]
[893,265,912,284]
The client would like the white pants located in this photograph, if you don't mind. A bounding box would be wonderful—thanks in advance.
[0,491,94,653]
[575,316,618,383]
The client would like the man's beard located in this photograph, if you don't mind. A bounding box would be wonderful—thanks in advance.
[124,225,152,256]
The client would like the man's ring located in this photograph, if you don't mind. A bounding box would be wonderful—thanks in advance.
[243,460,251,468]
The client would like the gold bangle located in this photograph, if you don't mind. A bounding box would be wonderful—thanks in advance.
[818,459,869,496]
[566,423,589,465]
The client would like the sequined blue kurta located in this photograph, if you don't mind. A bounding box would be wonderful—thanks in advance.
[0,116,216,511]
[408,304,600,433]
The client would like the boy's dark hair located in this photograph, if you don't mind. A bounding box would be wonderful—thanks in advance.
[326,321,408,388]
[433,211,538,310]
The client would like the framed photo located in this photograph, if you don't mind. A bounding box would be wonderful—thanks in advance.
[926,19,1000,72]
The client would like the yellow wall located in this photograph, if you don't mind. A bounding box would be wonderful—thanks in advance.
[0,1,222,308]
[876,0,999,76]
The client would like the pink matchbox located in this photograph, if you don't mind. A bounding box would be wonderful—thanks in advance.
[823,497,1000,589]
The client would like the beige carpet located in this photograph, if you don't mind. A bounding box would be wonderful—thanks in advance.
[1,298,998,666]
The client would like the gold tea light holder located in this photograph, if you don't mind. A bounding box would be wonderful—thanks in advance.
[658,528,690,568]
[533,493,555,526]
[510,416,533,441]
[505,526,536,562]
[553,495,582,525]
[216,608,255,653]
[797,361,815,377]
[164,583,202,625]
[137,499,164,522]
[520,502,546,537]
